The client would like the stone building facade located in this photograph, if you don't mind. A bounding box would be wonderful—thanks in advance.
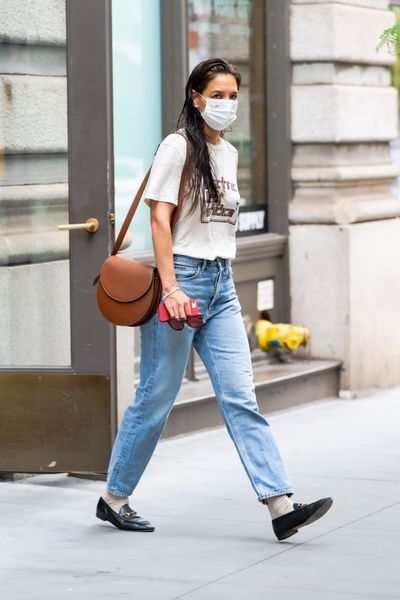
[289,0,400,389]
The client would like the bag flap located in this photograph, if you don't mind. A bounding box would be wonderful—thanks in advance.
[99,256,155,302]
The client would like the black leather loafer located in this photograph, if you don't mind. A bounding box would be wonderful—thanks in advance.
[272,497,333,541]
[96,496,155,531]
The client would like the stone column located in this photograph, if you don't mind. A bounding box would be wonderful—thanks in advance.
[289,0,400,389]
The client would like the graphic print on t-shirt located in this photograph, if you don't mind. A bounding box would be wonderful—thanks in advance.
[200,176,240,225]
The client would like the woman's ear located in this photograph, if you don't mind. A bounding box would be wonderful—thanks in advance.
[192,90,199,109]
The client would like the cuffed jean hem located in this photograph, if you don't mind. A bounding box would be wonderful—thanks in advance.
[106,487,131,497]
[258,489,294,504]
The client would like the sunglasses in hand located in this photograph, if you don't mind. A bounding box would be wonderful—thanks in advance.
[168,314,205,330]
[158,299,205,331]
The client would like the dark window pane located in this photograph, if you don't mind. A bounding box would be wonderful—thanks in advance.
[188,0,267,213]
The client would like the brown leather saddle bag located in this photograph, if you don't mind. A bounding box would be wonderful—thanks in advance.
[95,133,190,327]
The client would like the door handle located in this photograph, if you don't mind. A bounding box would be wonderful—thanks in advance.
[58,218,100,233]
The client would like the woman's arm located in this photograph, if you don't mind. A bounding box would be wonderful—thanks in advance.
[150,200,191,321]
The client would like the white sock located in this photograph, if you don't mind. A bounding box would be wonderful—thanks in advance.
[102,490,129,513]
[265,494,294,520]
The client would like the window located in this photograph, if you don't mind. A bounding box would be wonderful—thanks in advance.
[112,0,162,254]
[188,0,267,234]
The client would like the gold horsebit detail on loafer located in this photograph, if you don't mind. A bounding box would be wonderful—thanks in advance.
[122,510,138,518]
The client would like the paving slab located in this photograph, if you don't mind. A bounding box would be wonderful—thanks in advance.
[1,387,400,599]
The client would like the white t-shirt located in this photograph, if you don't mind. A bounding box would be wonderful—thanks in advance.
[144,131,240,260]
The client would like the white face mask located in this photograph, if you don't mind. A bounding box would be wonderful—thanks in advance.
[195,91,238,131]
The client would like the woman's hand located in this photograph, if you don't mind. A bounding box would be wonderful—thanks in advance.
[164,289,191,321]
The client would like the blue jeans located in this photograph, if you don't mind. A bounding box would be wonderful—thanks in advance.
[107,254,294,503]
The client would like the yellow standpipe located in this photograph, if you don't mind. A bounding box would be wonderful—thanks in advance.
[255,319,310,352]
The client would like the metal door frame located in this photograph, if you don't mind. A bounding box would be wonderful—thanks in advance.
[0,0,117,473]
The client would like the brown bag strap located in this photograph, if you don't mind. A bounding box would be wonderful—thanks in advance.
[111,131,190,256]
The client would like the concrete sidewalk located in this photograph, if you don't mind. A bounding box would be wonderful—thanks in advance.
[1,388,400,600]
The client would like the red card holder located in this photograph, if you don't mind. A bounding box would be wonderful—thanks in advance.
[158,303,170,322]
[158,299,199,322]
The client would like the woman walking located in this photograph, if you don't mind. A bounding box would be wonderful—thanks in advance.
[96,58,333,541]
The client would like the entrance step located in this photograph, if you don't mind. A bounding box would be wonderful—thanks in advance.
[163,358,341,438]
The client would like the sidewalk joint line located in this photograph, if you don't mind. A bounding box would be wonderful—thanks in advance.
[170,499,400,600]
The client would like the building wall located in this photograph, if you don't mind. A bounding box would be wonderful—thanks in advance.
[289,0,400,389]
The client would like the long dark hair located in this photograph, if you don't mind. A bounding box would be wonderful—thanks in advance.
[176,58,241,217]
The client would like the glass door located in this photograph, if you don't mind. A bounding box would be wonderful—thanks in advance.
[0,0,116,473]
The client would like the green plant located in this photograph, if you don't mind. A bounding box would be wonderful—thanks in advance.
[377,22,400,55]
[378,7,400,56]
[378,8,400,110]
